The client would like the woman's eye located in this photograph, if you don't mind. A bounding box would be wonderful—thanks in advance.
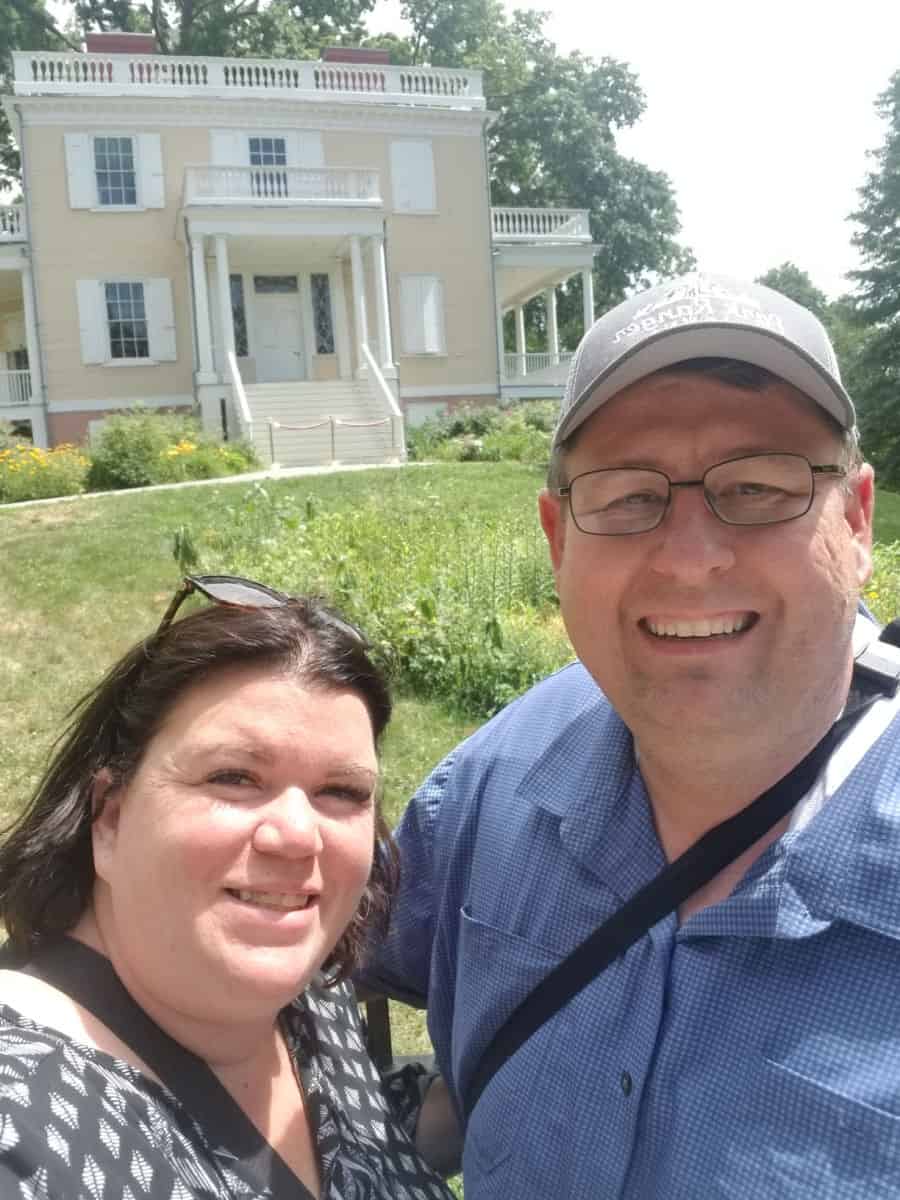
[321,785,374,807]
[208,770,255,787]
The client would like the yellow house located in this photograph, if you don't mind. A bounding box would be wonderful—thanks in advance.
[1,33,596,466]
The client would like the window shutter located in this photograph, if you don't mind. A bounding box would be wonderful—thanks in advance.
[138,133,165,208]
[422,277,445,353]
[145,278,177,361]
[390,140,436,212]
[210,130,243,165]
[65,133,95,209]
[76,280,107,363]
[400,276,424,354]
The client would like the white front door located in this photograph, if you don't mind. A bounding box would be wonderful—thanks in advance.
[253,276,305,382]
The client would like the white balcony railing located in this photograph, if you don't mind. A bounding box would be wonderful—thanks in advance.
[13,51,485,110]
[184,164,381,207]
[492,207,591,242]
[0,206,27,242]
[0,370,33,406]
[503,351,574,379]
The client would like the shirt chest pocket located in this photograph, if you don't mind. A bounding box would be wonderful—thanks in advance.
[454,906,571,1180]
[734,1058,900,1199]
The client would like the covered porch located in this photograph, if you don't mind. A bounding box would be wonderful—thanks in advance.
[0,206,46,444]
[492,206,595,399]
[181,178,402,461]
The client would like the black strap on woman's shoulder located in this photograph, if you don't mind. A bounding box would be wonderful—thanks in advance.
[19,937,314,1200]
[463,641,900,1121]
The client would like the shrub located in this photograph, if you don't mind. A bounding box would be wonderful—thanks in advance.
[87,409,258,491]
[408,402,553,466]
[0,442,90,504]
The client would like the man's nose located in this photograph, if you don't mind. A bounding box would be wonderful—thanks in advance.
[647,484,736,581]
[252,787,323,858]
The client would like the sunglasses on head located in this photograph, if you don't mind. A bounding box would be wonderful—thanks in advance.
[157,574,367,647]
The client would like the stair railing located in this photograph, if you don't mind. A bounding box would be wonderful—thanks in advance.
[226,350,254,442]
[360,342,405,460]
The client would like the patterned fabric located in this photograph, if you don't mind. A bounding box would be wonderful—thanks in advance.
[359,655,900,1200]
[0,979,454,1200]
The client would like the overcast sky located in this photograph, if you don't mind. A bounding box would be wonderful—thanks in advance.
[370,0,900,298]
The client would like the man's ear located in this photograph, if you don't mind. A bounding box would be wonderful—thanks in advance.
[91,768,123,880]
[845,463,875,587]
[538,488,567,574]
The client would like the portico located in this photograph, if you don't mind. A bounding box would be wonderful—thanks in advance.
[0,208,46,445]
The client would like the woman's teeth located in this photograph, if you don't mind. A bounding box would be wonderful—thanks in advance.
[231,889,311,910]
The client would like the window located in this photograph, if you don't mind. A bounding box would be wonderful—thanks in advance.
[77,278,176,364]
[94,136,138,206]
[310,274,335,354]
[249,136,288,198]
[399,275,445,355]
[106,282,149,358]
[390,140,436,212]
[253,276,298,293]
[230,274,248,357]
[65,133,165,210]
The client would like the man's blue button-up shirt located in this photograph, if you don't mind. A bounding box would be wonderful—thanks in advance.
[363,662,900,1199]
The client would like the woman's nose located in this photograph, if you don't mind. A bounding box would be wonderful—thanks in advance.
[252,787,323,858]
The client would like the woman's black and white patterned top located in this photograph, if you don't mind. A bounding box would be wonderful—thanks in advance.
[0,979,454,1199]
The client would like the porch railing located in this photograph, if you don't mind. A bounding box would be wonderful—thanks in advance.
[492,207,590,242]
[503,351,574,378]
[226,350,253,441]
[14,52,484,109]
[184,165,381,207]
[0,370,32,405]
[361,341,405,460]
[0,206,27,242]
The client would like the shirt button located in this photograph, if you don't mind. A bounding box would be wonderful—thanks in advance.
[620,1071,633,1097]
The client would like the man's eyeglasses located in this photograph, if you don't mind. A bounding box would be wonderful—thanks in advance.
[157,574,290,634]
[553,453,848,537]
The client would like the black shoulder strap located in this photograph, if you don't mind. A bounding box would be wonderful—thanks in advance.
[463,636,899,1121]
[19,937,313,1199]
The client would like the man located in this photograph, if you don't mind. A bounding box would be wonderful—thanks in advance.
[364,274,900,1197]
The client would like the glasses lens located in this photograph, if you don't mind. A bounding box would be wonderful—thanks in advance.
[190,576,288,608]
[704,455,813,526]
[570,469,669,535]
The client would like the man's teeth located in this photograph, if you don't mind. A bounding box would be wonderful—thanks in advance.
[233,890,311,910]
[646,615,751,639]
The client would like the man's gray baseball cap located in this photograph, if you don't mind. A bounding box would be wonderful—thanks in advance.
[554,272,855,446]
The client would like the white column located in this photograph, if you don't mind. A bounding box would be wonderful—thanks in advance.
[19,261,43,401]
[191,235,215,379]
[331,264,352,381]
[515,305,526,375]
[214,234,235,367]
[582,267,594,334]
[349,235,370,376]
[370,234,395,375]
[496,304,507,379]
[545,286,559,361]
[29,406,48,448]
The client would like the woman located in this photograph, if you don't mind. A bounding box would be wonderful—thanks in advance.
[0,575,454,1199]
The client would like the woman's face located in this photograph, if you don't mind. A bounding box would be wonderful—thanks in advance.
[90,665,378,1027]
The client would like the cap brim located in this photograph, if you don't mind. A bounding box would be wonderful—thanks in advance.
[557,323,856,444]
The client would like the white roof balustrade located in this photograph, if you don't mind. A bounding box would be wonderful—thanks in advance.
[12,51,485,110]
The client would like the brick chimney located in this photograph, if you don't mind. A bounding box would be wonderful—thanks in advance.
[322,46,390,65]
[84,31,158,54]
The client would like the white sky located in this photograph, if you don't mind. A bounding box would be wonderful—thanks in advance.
[370,0,900,299]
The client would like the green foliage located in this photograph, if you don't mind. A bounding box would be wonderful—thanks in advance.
[184,473,569,718]
[0,441,90,502]
[756,263,830,321]
[408,401,555,466]
[87,409,258,491]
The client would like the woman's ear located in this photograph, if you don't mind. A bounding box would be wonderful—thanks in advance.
[91,768,123,879]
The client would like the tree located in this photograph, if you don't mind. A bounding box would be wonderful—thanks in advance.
[756,262,829,321]
[846,70,900,485]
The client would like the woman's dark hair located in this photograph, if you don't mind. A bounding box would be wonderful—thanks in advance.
[0,595,397,984]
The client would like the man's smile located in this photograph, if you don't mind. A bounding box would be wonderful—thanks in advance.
[641,613,758,639]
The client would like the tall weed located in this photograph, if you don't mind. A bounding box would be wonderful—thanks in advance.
[189,480,569,717]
